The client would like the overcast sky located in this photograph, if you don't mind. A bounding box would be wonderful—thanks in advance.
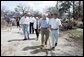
[1,1,57,13]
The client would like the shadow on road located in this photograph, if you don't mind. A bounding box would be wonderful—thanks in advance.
[22,45,49,56]
[50,51,56,56]
[13,32,23,35]
[30,48,47,54]
[8,39,24,42]
[28,38,36,40]
[22,45,41,51]
[8,38,36,42]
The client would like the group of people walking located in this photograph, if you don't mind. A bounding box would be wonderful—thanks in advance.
[19,13,62,51]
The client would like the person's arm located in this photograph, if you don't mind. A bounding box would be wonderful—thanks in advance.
[39,20,41,29]
[49,25,51,29]
[48,20,51,31]
[33,20,35,30]
[38,19,42,31]
[59,19,62,27]
[19,18,22,25]
[19,17,23,27]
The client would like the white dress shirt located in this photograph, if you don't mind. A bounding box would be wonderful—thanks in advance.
[19,16,30,25]
[29,17,35,23]
[19,16,30,32]
[33,19,40,29]
[46,17,49,24]
[49,18,62,34]
[49,18,61,29]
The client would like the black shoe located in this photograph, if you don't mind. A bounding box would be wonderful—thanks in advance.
[23,38,27,40]
[50,47,55,51]
[55,43,57,47]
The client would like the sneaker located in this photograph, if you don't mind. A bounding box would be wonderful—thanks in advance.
[23,38,27,40]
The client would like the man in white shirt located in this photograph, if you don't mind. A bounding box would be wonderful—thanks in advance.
[49,13,62,50]
[19,13,30,40]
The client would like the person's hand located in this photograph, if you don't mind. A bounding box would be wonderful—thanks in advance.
[48,28,51,32]
[49,29,51,32]
[19,25,21,27]
[38,29,41,31]
[20,25,22,27]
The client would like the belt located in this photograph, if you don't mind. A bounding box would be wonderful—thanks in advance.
[51,28,58,30]
[41,27,48,29]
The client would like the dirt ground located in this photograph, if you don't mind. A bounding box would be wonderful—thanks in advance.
[1,26,83,56]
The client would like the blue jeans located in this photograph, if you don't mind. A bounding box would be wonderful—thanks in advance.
[50,30,59,47]
[22,24,29,39]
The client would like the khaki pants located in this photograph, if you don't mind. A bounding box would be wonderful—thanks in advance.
[41,28,49,45]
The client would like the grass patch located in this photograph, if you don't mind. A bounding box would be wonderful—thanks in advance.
[68,29,83,40]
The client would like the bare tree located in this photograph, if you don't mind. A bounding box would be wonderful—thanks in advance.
[1,6,10,20]
[15,4,30,16]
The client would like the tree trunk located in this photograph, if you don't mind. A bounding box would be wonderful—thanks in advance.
[56,1,58,10]
[73,1,75,19]
[79,1,81,18]
[56,1,59,17]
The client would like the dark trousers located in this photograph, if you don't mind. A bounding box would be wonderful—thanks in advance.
[17,22,20,28]
[35,29,39,39]
[30,22,34,34]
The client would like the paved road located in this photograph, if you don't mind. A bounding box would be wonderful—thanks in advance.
[1,26,83,56]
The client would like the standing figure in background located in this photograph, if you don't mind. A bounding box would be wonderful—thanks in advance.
[6,17,12,31]
[29,15,35,34]
[33,17,40,40]
[16,17,20,30]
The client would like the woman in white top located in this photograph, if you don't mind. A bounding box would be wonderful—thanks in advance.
[33,17,40,40]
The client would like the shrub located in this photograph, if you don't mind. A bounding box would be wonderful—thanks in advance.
[76,21,83,28]
[1,19,8,28]
[68,29,83,40]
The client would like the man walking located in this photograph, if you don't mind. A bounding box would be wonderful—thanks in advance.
[39,14,49,49]
[49,13,62,50]
[19,13,30,40]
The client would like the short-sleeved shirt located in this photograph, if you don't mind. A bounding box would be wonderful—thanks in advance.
[39,18,49,28]
[29,17,35,23]
[49,18,61,29]
[19,16,30,25]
